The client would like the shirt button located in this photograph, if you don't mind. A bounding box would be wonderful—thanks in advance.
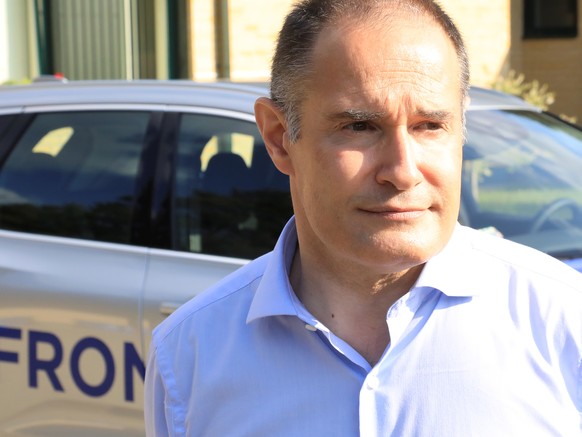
[366,375,380,390]
[305,324,317,332]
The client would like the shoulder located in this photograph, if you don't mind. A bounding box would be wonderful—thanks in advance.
[151,252,271,348]
[459,226,582,343]
[144,252,274,430]
[458,225,582,292]
[456,227,582,359]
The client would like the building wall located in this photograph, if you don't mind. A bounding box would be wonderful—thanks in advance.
[228,0,294,81]
[189,0,294,81]
[439,0,512,87]
[206,0,580,121]
[193,0,512,86]
[190,0,216,80]
[0,0,37,83]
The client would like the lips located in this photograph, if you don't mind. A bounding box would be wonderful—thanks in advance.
[358,205,429,220]
[359,205,427,214]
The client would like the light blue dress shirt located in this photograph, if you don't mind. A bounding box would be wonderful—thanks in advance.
[145,218,582,436]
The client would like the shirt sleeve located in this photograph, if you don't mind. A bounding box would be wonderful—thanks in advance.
[144,343,171,437]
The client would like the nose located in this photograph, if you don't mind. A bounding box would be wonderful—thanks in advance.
[375,127,423,191]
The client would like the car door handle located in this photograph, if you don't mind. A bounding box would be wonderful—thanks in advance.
[160,302,181,316]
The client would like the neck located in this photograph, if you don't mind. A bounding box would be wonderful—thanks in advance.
[290,246,423,365]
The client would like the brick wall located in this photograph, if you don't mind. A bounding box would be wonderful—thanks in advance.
[228,0,294,80]
[190,0,217,80]
[189,0,294,81]
[439,0,511,87]
[192,0,511,85]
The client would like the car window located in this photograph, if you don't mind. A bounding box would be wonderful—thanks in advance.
[173,113,293,259]
[0,114,16,140]
[463,109,582,258]
[0,111,150,244]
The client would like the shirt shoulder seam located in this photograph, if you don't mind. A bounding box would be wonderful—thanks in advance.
[153,271,265,346]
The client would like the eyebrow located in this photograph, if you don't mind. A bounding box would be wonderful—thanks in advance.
[326,109,387,123]
[326,108,455,123]
[415,109,454,122]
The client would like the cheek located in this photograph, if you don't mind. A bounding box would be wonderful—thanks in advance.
[335,150,367,182]
[292,149,366,216]
[421,143,463,187]
[302,146,366,187]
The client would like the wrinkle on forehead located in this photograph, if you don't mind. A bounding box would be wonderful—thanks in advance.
[321,28,453,80]
[308,13,461,111]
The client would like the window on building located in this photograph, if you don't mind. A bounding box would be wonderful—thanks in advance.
[35,0,159,79]
[524,0,578,38]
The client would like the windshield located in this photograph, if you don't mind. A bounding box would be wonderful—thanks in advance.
[462,109,582,261]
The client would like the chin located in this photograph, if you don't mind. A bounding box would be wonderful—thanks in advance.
[359,227,450,267]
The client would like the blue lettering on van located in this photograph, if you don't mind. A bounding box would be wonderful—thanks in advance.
[71,337,115,397]
[124,342,145,402]
[0,326,21,363]
[0,325,145,402]
[29,330,64,391]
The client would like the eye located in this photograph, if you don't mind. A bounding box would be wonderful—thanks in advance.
[415,121,443,132]
[345,121,373,132]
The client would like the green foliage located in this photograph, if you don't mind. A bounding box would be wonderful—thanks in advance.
[491,70,577,123]
[1,77,31,86]
[559,113,578,124]
[491,70,555,110]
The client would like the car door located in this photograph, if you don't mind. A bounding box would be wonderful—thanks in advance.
[0,107,159,436]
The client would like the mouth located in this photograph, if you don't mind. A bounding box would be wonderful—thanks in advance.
[358,206,428,220]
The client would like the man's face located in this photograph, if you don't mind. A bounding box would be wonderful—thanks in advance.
[286,13,464,274]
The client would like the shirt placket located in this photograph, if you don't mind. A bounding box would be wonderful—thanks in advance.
[358,289,427,436]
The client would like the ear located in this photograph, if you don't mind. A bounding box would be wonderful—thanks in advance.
[254,97,294,176]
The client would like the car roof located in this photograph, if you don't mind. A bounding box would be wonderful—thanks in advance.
[466,86,538,111]
[0,79,538,113]
[0,80,269,114]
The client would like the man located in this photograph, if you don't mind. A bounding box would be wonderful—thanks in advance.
[145,0,582,435]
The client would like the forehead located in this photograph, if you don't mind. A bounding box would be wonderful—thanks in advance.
[307,11,461,109]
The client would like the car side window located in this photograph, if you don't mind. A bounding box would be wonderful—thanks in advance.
[173,113,293,259]
[0,114,16,140]
[0,111,150,244]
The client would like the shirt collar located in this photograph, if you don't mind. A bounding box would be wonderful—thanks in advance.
[246,217,301,323]
[247,220,484,323]
[413,224,484,297]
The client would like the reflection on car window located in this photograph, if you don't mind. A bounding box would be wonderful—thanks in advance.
[0,111,150,244]
[31,126,74,156]
[463,110,582,259]
[173,113,293,259]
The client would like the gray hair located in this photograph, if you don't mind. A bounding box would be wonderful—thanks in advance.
[270,0,470,142]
